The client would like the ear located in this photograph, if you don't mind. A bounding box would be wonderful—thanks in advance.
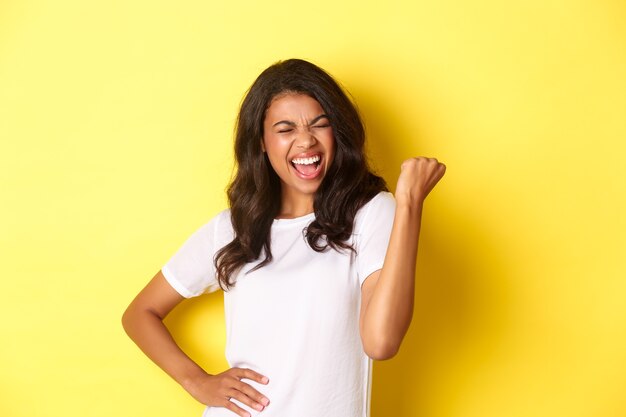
[260,139,266,152]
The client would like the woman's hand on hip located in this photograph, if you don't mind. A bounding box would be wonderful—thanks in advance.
[185,368,270,417]
[395,157,446,206]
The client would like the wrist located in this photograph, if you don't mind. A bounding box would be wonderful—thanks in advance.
[180,369,211,394]
[394,193,425,212]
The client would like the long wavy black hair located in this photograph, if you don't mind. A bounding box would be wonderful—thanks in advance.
[214,58,387,289]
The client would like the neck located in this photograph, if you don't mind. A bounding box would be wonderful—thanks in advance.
[276,191,314,219]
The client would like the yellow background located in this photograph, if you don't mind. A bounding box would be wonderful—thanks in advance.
[1,0,625,416]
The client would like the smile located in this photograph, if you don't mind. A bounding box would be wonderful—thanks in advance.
[290,154,323,179]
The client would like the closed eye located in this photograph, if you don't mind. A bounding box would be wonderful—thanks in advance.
[313,124,330,128]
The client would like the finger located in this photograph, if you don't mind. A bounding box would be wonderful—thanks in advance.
[234,380,270,407]
[236,368,270,385]
[227,387,266,412]
[223,399,251,417]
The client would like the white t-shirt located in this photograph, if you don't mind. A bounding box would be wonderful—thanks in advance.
[162,191,396,417]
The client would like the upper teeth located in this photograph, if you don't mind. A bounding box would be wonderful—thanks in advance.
[292,155,320,165]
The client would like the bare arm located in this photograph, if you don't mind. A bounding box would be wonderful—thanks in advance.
[359,157,446,360]
[122,271,270,417]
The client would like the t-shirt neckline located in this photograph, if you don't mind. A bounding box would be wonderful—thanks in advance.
[273,211,315,226]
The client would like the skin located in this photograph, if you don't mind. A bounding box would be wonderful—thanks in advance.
[261,93,335,218]
[122,92,445,417]
[360,157,446,359]
[122,274,270,417]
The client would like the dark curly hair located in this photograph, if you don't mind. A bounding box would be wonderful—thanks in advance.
[214,58,387,289]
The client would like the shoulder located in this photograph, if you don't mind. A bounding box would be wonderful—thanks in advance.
[213,208,232,229]
[366,191,395,208]
[358,191,396,218]
[211,208,234,235]
[354,191,396,233]
[191,209,234,244]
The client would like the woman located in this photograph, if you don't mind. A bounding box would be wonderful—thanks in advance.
[122,58,446,417]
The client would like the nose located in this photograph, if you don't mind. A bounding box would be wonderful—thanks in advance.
[294,128,317,149]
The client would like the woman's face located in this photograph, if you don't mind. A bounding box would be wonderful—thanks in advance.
[262,92,335,208]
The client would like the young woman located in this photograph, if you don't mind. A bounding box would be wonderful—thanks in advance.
[122,58,446,417]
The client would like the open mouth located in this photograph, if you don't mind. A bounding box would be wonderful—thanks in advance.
[290,154,322,178]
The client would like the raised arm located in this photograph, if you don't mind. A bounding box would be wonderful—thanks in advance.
[122,271,270,417]
[359,157,446,360]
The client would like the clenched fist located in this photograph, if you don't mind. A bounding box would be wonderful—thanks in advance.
[395,157,446,206]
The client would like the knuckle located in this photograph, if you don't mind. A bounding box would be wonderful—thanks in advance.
[402,159,416,169]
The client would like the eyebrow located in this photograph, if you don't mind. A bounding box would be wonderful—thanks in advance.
[272,114,329,127]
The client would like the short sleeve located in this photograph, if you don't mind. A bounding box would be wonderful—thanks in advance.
[354,192,396,286]
[161,211,230,297]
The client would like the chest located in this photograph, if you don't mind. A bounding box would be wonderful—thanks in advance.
[225,227,361,323]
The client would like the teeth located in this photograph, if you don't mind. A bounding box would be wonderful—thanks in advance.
[291,155,321,165]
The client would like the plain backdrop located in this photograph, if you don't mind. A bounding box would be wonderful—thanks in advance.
[1,1,625,416]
